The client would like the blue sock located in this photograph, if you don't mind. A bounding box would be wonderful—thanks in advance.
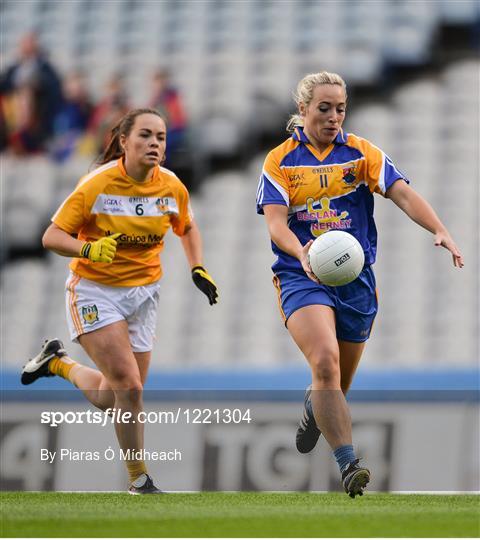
[333,444,356,473]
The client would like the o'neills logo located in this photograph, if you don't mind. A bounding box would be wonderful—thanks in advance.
[334,253,350,267]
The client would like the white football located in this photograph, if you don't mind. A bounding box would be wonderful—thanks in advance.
[308,231,365,286]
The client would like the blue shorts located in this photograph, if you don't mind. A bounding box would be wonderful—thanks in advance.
[273,266,378,343]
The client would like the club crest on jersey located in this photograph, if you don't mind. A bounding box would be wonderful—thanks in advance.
[81,305,99,325]
[156,197,177,215]
[342,163,357,184]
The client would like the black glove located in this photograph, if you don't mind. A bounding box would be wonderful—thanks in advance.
[191,266,218,305]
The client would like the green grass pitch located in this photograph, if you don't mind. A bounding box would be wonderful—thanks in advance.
[1,492,478,537]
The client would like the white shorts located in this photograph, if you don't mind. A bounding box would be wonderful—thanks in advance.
[65,272,161,353]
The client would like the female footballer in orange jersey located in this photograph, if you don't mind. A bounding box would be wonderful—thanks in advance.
[256,72,464,497]
[21,108,218,494]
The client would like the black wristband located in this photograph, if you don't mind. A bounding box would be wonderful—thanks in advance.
[80,242,91,259]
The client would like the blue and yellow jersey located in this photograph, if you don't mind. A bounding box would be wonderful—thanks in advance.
[53,158,193,286]
[256,126,409,273]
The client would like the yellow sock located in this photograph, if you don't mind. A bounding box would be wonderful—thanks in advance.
[48,356,77,382]
[127,460,148,484]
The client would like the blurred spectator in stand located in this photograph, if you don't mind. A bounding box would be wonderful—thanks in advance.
[0,31,62,154]
[50,70,93,162]
[148,69,187,167]
[0,96,8,152]
[87,74,130,154]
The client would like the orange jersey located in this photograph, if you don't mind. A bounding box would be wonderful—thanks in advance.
[52,158,193,286]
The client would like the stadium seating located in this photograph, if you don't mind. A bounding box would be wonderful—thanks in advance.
[2,0,478,120]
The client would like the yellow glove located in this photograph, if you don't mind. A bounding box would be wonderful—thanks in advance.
[80,233,122,263]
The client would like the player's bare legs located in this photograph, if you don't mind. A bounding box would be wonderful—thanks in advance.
[77,321,160,493]
[131,351,151,450]
[289,305,370,496]
[21,323,159,492]
[78,321,144,457]
[287,305,352,448]
[67,363,114,410]
[67,348,151,414]
[338,340,366,394]
[70,343,151,454]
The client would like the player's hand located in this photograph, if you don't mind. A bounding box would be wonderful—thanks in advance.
[80,233,122,263]
[191,266,218,305]
[434,231,464,268]
[300,240,321,284]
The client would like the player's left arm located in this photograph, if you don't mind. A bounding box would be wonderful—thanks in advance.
[180,221,218,305]
[180,221,203,268]
[386,180,464,268]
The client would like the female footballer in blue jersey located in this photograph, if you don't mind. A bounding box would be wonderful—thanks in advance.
[256,71,463,498]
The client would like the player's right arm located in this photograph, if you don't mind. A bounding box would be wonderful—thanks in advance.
[45,168,122,263]
[43,223,121,263]
[43,222,86,257]
[263,204,317,283]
